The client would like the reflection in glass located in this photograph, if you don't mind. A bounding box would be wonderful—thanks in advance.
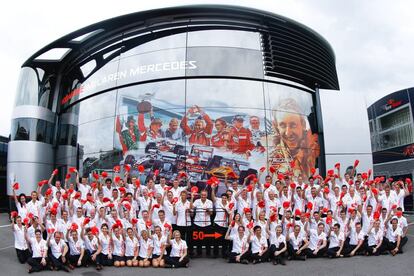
[77,117,115,154]
[15,67,51,108]
[187,30,261,50]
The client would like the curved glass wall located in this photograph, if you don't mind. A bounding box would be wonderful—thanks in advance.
[11,118,54,143]
[56,29,320,181]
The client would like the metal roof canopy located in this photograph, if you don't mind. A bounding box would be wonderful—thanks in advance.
[22,5,339,91]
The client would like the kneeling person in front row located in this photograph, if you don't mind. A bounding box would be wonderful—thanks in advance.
[250,226,269,264]
[287,225,308,260]
[225,225,250,264]
[305,222,327,258]
[343,222,364,257]
[327,223,344,258]
[47,232,69,272]
[164,230,189,268]
[268,225,287,265]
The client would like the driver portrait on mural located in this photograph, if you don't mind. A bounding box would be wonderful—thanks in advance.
[269,98,320,178]
[115,115,140,154]
[180,105,213,146]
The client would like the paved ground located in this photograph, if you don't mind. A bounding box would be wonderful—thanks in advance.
[0,213,413,276]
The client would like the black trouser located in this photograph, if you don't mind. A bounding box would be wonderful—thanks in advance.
[68,254,87,266]
[250,249,270,263]
[228,251,251,263]
[213,224,229,257]
[97,253,113,266]
[287,242,306,260]
[27,257,48,272]
[86,250,100,265]
[16,248,30,264]
[342,243,364,256]
[365,244,381,256]
[269,244,286,262]
[327,246,342,258]
[304,247,326,258]
[165,256,189,267]
[400,236,408,250]
[48,253,66,270]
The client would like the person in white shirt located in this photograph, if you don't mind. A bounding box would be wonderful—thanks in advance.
[67,229,87,269]
[190,190,213,256]
[111,225,125,267]
[47,232,69,272]
[249,225,269,263]
[211,185,231,258]
[165,230,189,268]
[305,222,327,258]
[98,223,114,267]
[12,188,28,219]
[82,227,102,270]
[395,208,409,249]
[383,218,403,255]
[268,225,287,265]
[343,222,364,257]
[138,230,153,267]
[12,215,30,264]
[365,220,384,256]
[25,229,49,273]
[124,227,139,267]
[225,225,250,264]
[327,223,345,258]
[287,225,308,260]
[152,226,167,267]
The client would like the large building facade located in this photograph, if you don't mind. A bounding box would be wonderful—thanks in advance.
[368,87,414,209]
[8,5,341,197]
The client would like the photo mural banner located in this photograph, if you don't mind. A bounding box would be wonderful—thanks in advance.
[86,79,321,185]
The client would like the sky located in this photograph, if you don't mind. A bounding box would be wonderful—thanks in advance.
[1,0,414,137]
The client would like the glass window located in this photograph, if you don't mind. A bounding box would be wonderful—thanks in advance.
[35,120,54,144]
[14,67,39,107]
[378,106,411,131]
[121,33,187,58]
[185,47,264,79]
[58,124,78,147]
[187,30,261,50]
[77,91,117,125]
[11,118,32,140]
[77,117,115,155]
[11,118,55,144]
[378,125,414,150]
[117,48,187,86]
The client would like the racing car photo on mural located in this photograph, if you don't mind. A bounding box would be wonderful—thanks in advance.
[103,78,320,186]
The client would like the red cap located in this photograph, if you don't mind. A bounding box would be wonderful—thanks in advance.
[283,201,290,209]
[258,200,265,208]
[259,167,266,172]
[114,176,121,183]
[138,165,145,173]
[83,217,90,225]
[101,171,108,178]
[307,202,313,210]
[71,223,78,231]
[146,220,152,228]
[269,167,276,174]
[294,209,301,216]
[124,164,131,172]
[310,168,316,175]
[290,183,296,189]
[334,163,340,169]
[131,218,138,224]
[243,207,251,214]
[52,169,58,176]
[113,165,120,173]
[119,187,126,193]
[135,179,141,187]
[264,183,271,189]
[354,160,360,167]
[246,184,253,192]
[10,211,18,218]
[172,197,178,204]
[191,186,199,194]
[68,167,77,173]
[154,169,160,176]
[92,172,99,180]
[13,182,19,190]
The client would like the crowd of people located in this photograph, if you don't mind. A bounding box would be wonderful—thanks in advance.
[9,161,411,273]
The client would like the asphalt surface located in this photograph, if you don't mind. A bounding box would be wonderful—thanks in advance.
[0,213,413,276]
